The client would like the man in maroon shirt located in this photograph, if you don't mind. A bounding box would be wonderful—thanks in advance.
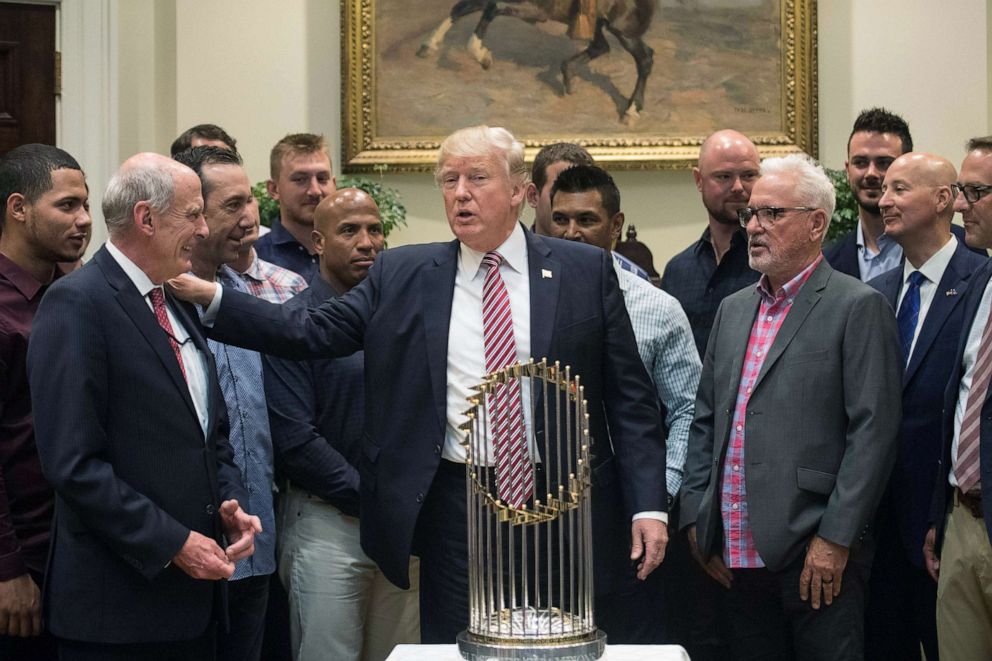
[0,144,90,658]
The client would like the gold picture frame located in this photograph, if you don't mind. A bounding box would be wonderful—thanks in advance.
[342,0,817,173]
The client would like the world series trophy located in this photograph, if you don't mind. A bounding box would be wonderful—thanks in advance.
[456,358,606,660]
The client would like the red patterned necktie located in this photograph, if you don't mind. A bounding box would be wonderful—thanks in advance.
[955,302,992,492]
[149,287,188,382]
[482,251,533,508]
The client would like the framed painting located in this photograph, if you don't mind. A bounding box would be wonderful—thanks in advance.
[341,0,817,172]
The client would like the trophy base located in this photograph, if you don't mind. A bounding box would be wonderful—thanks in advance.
[456,629,607,660]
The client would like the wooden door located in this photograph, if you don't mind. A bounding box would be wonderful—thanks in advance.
[0,2,56,156]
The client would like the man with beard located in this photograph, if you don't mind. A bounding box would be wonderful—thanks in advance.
[824,108,981,280]
[0,144,91,660]
[661,130,761,358]
[255,133,336,283]
[682,154,901,660]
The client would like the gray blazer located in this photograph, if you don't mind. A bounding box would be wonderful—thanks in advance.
[680,259,903,570]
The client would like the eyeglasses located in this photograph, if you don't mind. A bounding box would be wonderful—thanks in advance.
[952,183,992,204]
[737,206,817,228]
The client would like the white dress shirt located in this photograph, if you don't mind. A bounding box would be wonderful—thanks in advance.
[106,241,211,437]
[443,223,533,463]
[951,256,992,488]
[896,234,957,360]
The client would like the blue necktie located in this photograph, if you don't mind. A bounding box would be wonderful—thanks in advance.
[896,271,925,364]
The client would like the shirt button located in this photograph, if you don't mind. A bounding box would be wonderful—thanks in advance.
[756,350,762,356]
[731,502,739,510]
[746,387,752,394]
[736,424,742,431]
[766,315,773,321]
[733,464,740,471]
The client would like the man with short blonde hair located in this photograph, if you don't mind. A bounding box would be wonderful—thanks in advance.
[255,133,336,282]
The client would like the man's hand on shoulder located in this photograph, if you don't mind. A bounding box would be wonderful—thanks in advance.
[0,573,42,636]
[630,518,668,580]
[167,273,219,306]
[799,534,850,609]
[687,525,733,589]
[172,530,235,580]
[219,499,262,563]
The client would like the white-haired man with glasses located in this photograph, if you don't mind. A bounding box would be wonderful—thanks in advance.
[681,153,902,660]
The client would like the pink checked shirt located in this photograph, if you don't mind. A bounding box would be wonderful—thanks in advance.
[240,252,307,303]
[721,255,822,568]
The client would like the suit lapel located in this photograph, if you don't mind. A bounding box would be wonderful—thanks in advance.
[717,291,761,458]
[526,230,560,362]
[905,246,972,384]
[94,248,200,422]
[753,261,829,390]
[421,240,459,436]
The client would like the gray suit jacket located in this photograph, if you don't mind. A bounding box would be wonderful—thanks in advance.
[680,259,902,570]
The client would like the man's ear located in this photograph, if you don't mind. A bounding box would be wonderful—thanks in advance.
[934,185,953,214]
[266,179,280,201]
[692,167,703,193]
[525,182,539,209]
[133,201,155,237]
[4,193,27,226]
[312,229,325,256]
[809,209,828,243]
[610,211,625,247]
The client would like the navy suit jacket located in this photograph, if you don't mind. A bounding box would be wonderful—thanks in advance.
[26,246,248,644]
[208,228,667,592]
[825,223,979,280]
[868,241,987,567]
[932,256,992,549]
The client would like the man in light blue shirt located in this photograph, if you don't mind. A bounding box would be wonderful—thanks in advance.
[538,163,701,644]
[175,146,276,661]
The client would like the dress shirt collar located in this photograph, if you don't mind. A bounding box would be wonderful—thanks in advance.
[240,249,265,284]
[756,254,823,303]
[458,222,528,280]
[106,240,158,297]
[901,234,957,286]
[270,216,305,248]
[694,225,748,256]
[855,219,895,254]
[0,253,56,301]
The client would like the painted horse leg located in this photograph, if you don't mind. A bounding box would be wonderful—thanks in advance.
[606,24,654,123]
[561,20,610,96]
[469,2,551,69]
[418,0,487,57]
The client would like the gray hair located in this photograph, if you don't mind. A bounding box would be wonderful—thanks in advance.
[759,153,836,228]
[102,164,176,235]
[435,125,527,185]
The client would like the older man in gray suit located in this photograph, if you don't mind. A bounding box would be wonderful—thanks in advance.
[680,154,902,660]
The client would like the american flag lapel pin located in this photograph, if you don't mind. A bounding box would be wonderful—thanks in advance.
[946,288,958,296]
[542,269,553,279]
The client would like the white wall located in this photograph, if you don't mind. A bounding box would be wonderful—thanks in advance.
[102,0,992,265]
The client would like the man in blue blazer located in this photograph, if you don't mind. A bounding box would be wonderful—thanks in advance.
[27,154,261,661]
[175,126,669,643]
[823,109,982,281]
[865,152,986,660]
[924,136,992,660]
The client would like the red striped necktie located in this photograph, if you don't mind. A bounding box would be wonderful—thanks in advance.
[481,251,533,508]
[956,302,992,492]
[149,287,188,382]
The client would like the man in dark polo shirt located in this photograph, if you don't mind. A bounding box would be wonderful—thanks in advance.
[0,144,91,659]
[254,133,336,282]
[661,129,761,358]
